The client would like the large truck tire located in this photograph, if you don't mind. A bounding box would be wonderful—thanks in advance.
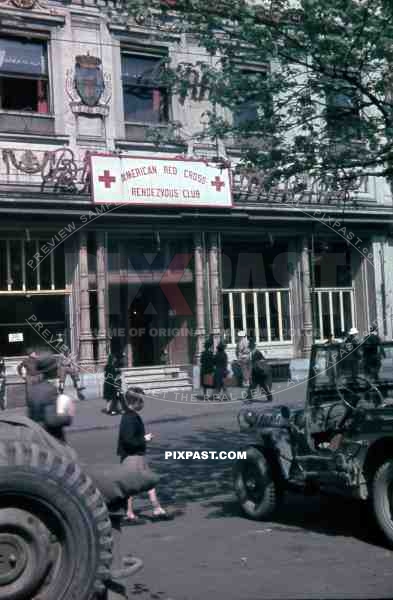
[0,441,113,600]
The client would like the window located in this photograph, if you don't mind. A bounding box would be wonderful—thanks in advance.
[325,85,360,138]
[121,53,168,123]
[233,70,272,129]
[0,37,49,113]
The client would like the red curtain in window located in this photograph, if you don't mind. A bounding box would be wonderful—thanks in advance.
[37,80,48,114]
[153,89,161,113]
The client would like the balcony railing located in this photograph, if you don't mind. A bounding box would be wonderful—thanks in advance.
[222,288,292,345]
[312,287,355,341]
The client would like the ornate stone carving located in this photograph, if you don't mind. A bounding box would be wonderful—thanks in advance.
[2,147,91,193]
[0,0,47,9]
[66,56,111,117]
[233,164,366,205]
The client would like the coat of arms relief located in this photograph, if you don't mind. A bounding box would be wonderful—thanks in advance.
[66,55,111,117]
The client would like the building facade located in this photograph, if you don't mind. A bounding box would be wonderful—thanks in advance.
[0,0,392,379]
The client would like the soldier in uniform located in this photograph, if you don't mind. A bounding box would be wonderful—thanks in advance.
[340,327,362,381]
[17,349,39,403]
[0,357,6,410]
[58,349,86,401]
[363,326,385,381]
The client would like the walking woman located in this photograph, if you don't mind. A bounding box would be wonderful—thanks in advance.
[117,388,171,523]
[103,353,117,414]
[200,338,215,398]
[214,342,228,398]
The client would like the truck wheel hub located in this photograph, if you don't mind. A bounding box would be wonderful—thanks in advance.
[0,534,27,585]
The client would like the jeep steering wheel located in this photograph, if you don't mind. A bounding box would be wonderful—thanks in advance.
[336,375,384,410]
[324,376,384,432]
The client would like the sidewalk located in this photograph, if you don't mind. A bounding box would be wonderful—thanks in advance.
[3,382,307,433]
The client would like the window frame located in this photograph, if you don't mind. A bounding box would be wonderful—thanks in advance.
[325,83,362,139]
[0,33,52,115]
[231,65,273,131]
[121,49,170,125]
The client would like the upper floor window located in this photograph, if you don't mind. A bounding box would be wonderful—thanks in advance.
[0,37,49,114]
[233,70,272,130]
[325,85,361,138]
[121,53,168,124]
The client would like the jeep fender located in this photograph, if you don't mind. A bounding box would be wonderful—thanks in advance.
[250,441,290,486]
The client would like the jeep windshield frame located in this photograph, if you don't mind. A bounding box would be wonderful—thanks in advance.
[307,341,393,408]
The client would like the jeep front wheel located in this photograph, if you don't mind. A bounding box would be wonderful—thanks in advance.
[233,447,281,520]
[372,459,393,546]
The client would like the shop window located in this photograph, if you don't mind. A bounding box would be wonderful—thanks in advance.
[0,37,49,113]
[121,52,168,123]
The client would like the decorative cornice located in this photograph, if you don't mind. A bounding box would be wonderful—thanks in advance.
[0,7,66,28]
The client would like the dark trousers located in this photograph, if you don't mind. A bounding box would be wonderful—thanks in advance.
[0,377,5,410]
[248,372,273,402]
[59,374,85,400]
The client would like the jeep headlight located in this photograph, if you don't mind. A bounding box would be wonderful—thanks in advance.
[238,409,257,430]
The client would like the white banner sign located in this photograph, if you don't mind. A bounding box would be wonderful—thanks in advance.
[8,333,23,343]
[90,154,232,207]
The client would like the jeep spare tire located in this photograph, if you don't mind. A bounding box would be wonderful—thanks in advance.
[372,459,393,547]
[233,447,281,520]
[0,441,113,600]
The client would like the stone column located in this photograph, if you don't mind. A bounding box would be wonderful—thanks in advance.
[79,231,94,365]
[96,232,108,365]
[208,232,222,348]
[194,232,206,363]
[301,237,313,354]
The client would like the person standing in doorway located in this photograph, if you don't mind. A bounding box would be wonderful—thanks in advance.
[236,331,250,388]
[117,388,170,523]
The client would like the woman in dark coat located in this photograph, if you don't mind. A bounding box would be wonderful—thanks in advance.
[117,387,169,523]
[103,353,117,413]
[214,343,228,396]
[200,338,215,397]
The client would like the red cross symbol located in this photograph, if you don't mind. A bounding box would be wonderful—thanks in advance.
[98,170,116,188]
[211,175,225,192]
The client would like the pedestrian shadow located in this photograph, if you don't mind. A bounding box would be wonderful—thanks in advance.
[203,491,387,549]
[147,427,251,505]
[145,423,388,548]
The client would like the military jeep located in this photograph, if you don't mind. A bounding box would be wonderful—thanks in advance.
[0,413,158,600]
[234,341,393,546]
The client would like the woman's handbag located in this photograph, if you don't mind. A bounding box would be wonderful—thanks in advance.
[203,373,214,387]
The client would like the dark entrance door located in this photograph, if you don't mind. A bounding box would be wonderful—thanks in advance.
[128,287,163,366]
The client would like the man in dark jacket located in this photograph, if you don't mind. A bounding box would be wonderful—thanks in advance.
[248,338,273,402]
[363,327,385,381]
[28,354,73,443]
[117,387,169,523]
